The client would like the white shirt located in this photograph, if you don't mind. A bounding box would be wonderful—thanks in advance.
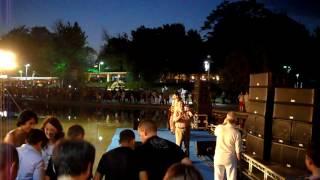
[214,123,241,165]
[17,144,44,180]
[42,143,55,169]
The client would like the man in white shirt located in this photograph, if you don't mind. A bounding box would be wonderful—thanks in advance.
[214,111,241,180]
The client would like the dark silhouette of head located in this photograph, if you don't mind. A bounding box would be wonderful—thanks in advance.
[52,140,95,179]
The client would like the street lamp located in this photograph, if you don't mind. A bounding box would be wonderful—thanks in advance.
[295,73,300,88]
[283,65,292,74]
[98,61,104,73]
[0,49,17,117]
[25,64,30,80]
[0,49,17,71]
[203,55,212,80]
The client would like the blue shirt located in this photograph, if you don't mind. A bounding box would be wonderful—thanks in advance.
[17,144,44,180]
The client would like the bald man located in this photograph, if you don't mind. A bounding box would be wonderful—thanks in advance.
[136,120,190,180]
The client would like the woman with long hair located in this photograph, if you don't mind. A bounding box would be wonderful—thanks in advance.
[41,116,64,170]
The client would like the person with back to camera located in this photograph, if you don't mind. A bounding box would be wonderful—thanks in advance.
[214,111,242,180]
[94,129,138,180]
[305,142,320,180]
[52,140,95,180]
[45,124,86,180]
[16,129,47,180]
[4,109,38,147]
[163,162,203,180]
[135,119,191,180]
[0,143,19,180]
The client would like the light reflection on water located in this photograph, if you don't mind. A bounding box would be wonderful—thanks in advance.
[1,102,168,171]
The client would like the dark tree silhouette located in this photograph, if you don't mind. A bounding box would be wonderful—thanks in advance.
[202,0,313,97]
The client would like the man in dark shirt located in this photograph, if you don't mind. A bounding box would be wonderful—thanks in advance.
[94,129,139,180]
[136,120,191,180]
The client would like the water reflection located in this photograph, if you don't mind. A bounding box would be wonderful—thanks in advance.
[15,101,169,128]
[2,101,169,171]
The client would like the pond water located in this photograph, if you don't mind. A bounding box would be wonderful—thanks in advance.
[0,101,169,171]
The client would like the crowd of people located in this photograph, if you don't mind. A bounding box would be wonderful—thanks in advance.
[1,92,319,180]
[0,108,203,180]
[8,87,193,105]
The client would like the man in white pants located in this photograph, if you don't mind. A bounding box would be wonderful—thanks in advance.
[214,111,241,180]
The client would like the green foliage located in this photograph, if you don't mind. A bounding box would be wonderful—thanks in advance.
[0,21,92,84]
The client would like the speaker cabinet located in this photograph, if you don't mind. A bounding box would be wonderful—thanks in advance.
[291,121,312,148]
[255,116,265,138]
[273,104,313,122]
[250,73,271,87]
[272,119,292,144]
[245,134,264,159]
[244,115,256,134]
[193,81,211,115]
[271,142,306,169]
[249,87,268,101]
[274,88,314,105]
[244,115,265,137]
[247,101,267,116]
[196,141,215,158]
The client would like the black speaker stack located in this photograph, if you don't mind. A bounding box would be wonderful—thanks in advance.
[244,72,273,160]
[243,72,320,176]
[270,88,319,169]
[193,80,212,115]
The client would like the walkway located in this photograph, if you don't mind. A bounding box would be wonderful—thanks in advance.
[107,128,215,180]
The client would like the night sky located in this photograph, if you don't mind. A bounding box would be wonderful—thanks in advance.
[1,0,320,51]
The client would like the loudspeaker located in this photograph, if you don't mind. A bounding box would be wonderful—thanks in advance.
[246,101,267,116]
[250,73,271,87]
[291,121,312,148]
[193,81,211,115]
[255,116,265,138]
[194,114,208,130]
[245,134,264,159]
[244,115,256,134]
[245,115,265,137]
[272,119,292,144]
[196,141,215,158]
[273,104,313,122]
[249,87,268,101]
[274,88,314,105]
[271,142,306,169]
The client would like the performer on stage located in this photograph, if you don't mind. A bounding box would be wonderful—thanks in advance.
[175,105,193,156]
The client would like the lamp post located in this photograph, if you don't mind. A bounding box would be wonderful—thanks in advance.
[25,64,30,80]
[203,55,212,81]
[98,61,104,74]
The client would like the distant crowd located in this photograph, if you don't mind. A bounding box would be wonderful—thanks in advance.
[8,87,193,105]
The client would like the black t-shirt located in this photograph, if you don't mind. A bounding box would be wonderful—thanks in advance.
[135,136,186,180]
[97,146,139,180]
